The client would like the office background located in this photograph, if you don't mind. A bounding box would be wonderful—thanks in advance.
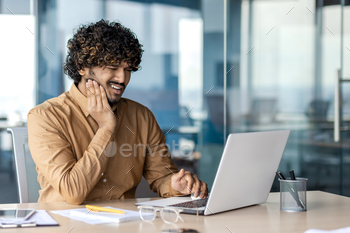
[0,0,349,203]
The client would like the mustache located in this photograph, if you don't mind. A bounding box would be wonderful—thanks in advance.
[85,78,125,88]
[108,81,125,88]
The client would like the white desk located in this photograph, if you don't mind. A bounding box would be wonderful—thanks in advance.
[0,191,349,233]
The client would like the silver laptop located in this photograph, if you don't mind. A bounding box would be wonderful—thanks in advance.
[135,130,290,215]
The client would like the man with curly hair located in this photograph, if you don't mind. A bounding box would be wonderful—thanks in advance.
[27,20,208,205]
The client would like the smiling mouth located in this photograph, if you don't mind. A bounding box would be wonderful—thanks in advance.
[111,84,122,90]
[109,83,123,95]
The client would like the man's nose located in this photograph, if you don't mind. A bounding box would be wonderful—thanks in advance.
[115,68,125,84]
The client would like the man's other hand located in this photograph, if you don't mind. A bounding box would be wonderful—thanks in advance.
[171,169,208,199]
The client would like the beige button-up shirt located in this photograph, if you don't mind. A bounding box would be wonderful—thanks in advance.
[28,83,182,204]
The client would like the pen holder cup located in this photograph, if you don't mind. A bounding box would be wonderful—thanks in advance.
[279,178,308,212]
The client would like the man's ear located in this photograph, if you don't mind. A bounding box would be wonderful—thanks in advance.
[78,68,87,76]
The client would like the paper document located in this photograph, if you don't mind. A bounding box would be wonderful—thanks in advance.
[305,227,350,233]
[51,206,152,225]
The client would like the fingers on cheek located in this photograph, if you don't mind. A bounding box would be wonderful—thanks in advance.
[94,84,100,94]
[86,84,91,95]
[100,86,105,96]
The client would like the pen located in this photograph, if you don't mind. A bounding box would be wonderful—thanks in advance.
[85,205,125,214]
[289,170,306,209]
[276,172,285,180]
[289,170,296,180]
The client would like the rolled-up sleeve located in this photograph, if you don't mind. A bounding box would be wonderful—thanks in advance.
[142,110,184,197]
[28,108,112,205]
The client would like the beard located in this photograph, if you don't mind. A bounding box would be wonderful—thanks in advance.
[107,97,119,107]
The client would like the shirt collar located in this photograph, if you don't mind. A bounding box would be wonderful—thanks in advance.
[69,83,121,118]
[69,83,90,117]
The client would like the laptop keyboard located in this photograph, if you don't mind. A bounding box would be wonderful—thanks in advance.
[169,198,208,208]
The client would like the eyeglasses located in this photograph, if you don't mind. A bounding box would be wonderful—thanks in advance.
[137,206,184,224]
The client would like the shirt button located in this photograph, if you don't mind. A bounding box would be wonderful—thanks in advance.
[101,173,104,176]
[103,179,107,182]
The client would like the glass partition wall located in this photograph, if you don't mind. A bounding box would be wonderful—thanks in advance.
[226,0,350,195]
[0,0,34,204]
[1,0,349,203]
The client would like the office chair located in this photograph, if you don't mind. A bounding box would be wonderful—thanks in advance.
[305,99,330,122]
[248,98,278,125]
[7,127,40,203]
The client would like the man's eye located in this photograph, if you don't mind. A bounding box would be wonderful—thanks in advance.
[108,67,117,70]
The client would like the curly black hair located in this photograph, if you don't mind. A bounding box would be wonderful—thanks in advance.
[63,19,143,84]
